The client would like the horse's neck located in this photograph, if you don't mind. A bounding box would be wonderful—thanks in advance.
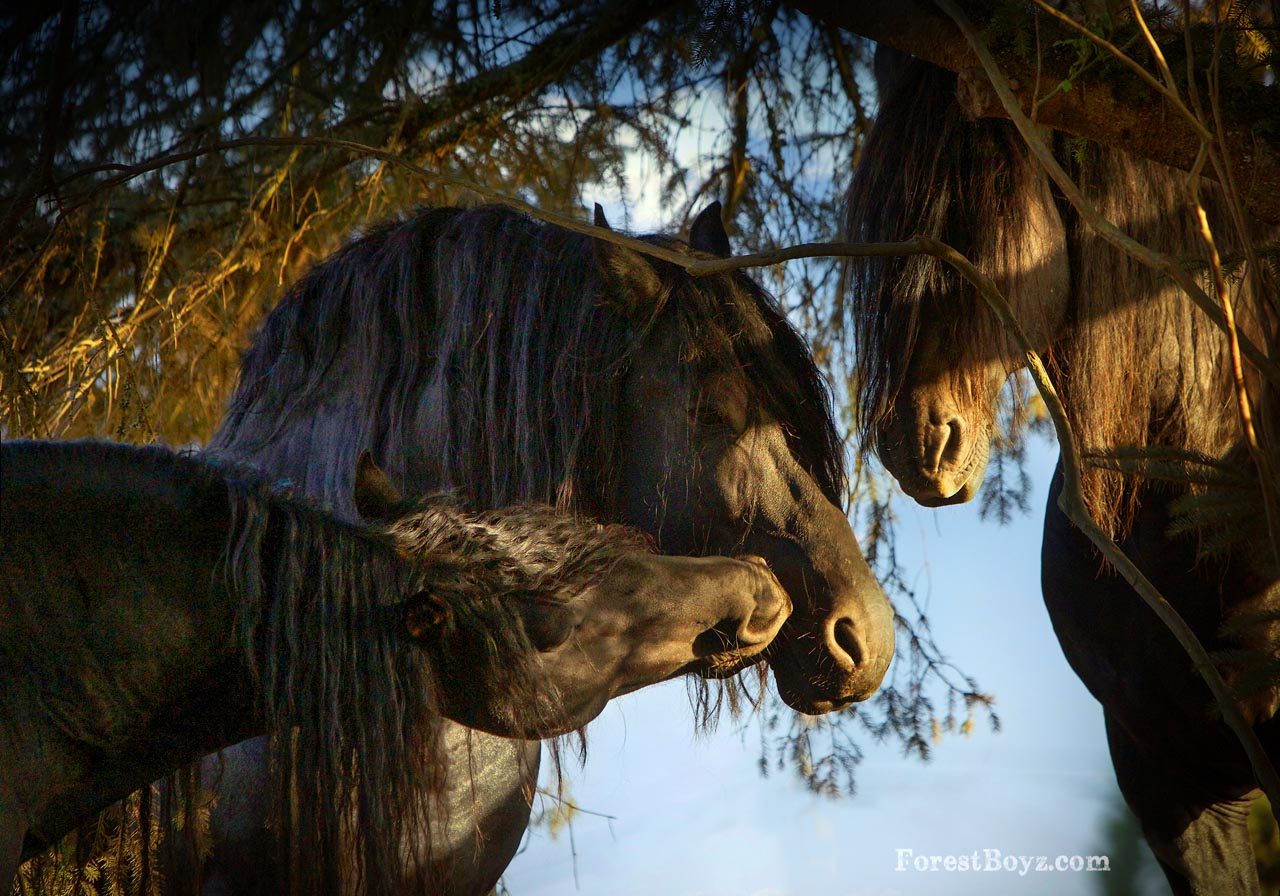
[1054,143,1275,470]
[2,446,257,845]
[12,449,250,732]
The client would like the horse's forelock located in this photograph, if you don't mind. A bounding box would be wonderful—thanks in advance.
[419,208,641,514]
[215,204,841,520]
[642,244,846,504]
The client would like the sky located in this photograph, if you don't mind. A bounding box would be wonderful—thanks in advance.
[501,437,1157,895]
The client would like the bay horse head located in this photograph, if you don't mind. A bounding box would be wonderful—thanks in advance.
[845,49,1070,508]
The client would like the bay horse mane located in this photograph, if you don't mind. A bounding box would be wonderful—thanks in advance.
[845,51,1279,532]
[211,204,844,517]
[12,440,608,895]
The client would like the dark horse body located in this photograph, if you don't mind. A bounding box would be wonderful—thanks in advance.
[847,51,1279,895]
[179,202,895,892]
[1,439,790,894]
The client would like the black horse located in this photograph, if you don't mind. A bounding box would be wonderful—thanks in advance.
[1,439,790,895]
[160,201,897,893]
[846,50,1279,895]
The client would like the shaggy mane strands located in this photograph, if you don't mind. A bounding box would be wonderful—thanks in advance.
[213,205,844,517]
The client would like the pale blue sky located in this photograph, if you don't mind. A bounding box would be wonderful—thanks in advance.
[503,438,1144,895]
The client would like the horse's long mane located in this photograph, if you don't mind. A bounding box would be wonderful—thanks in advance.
[211,204,844,515]
[1052,140,1278,528]
[846,51,1279,532]
[216,455,456,896]
[219,457,638,896]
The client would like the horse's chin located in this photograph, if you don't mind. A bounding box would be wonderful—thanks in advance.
[773,677,858,716]
[898,448,989,508]
[911,475,982,507]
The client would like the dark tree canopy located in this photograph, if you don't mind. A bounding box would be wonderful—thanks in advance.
[1,0,879,442]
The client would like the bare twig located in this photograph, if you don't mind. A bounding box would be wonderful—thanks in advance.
[1190,153,1280,570]
[1127,0,1183,99]
[1027,0,1212,141]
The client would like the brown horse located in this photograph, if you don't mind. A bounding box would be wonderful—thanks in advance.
[1,439,789,894]
[165,201,896,893]
[846,49,1279,894]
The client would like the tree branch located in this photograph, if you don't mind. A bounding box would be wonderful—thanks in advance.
[392,0,680,153]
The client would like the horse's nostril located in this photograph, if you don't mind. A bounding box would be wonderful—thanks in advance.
[828,617,863,673]
[923,416,966,473]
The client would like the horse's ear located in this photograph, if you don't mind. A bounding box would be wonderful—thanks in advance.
[400,590,453,640]
[689,201,731,258]
[593,203,611,230]
[354,451,403,520]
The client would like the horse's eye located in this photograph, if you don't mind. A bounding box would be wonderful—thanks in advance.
[690,399,748,436]
[517,598,575,651]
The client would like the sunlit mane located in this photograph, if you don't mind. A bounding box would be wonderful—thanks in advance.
[213,204,843,516]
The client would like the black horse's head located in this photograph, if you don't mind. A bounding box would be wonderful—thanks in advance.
[215,201,894,715]
[596,204,894,712]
